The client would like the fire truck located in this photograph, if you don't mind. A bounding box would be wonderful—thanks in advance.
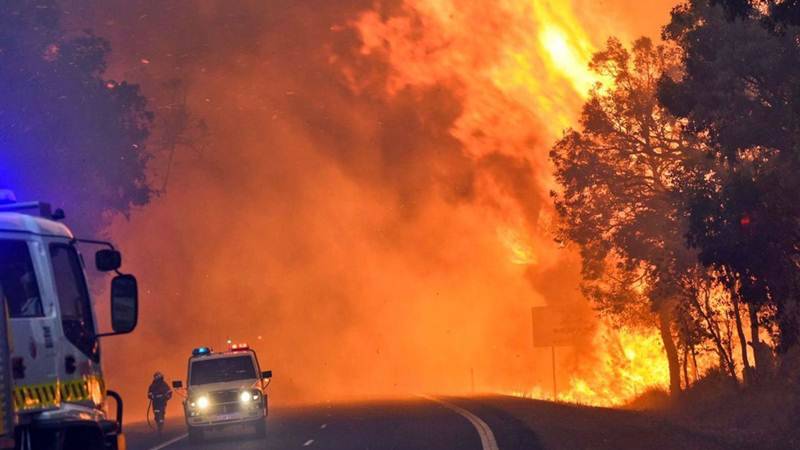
[0,190,138,450]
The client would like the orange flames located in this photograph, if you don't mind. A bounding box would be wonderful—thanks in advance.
[77,0,680,414]
[512,327,670,406]
[355,0,676,406]
[352,0,644,273]
[351,0,605,308]
[355,0,598,151]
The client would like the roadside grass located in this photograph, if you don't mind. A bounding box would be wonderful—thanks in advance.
[625,351,800,449]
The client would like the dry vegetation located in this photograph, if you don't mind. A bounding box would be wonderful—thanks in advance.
[626,349,800,449]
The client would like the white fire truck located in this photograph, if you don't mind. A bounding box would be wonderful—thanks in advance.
[0,190,139,450]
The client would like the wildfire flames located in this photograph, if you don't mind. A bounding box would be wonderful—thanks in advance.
[511,327,670,406]
[354,0,677,406]
[68,0,678,414]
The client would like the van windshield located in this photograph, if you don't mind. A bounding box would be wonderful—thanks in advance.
[190,355,257,385]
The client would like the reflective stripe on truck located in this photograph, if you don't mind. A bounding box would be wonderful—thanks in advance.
[13,375,105,411]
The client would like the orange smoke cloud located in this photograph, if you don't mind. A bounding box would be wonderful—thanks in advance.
[63,0,676,417]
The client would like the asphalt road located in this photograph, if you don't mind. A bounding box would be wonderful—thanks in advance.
[126,395,737,450]
[126,396,540,450]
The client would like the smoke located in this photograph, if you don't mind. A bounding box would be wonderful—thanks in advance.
[59,0,676,416]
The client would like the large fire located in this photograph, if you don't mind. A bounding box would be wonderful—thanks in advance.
[67,0,679,415]
[354,0,675,406]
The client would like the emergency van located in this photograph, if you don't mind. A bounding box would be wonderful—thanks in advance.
[173,344,272,443]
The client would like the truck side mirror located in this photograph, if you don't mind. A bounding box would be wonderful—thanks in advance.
[172,380,183,389]
[96,249,122,272]
[261,370,272,379]
[110,274,138,334]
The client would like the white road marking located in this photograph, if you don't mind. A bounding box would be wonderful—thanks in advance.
[320,423,327,429]
[147,433,188,450]
[422,396,500,450]
[303,439,315,446]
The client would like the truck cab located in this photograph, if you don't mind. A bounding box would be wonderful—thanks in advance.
[173,345,272,443]
[0,191,138,450]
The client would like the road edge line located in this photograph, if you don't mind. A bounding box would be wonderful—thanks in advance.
[421,396,500,450]
[146,432,188,450]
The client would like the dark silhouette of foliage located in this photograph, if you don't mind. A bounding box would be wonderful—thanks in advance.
[0,0,153,236]
[710,0,753,20]
[661,0,800,353]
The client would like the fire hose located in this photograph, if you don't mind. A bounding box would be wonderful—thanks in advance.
[146,398,154,430]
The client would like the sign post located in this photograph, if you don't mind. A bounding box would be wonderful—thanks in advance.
[530,305,591,401]
[551,345,557,401]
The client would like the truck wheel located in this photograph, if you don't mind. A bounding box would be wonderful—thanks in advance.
[188,427,203,444]
[62,425,105,450]
[255,420,267,438]
[16,426,58,450]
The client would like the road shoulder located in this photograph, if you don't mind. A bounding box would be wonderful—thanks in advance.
[464,396,744,450]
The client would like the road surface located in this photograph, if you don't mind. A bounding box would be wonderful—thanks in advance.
[126,395,740,450]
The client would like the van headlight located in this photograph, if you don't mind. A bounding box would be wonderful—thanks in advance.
[240,390,261,403]
[196,395,210,410]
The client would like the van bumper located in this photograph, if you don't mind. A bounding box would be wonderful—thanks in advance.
[186,408,265,428]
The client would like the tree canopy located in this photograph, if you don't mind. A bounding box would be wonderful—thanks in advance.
[552,0,800,392]
[0,0,152,236]
[661,0,800,352]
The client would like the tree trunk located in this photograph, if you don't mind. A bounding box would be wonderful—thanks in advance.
[682,345,689,389]
[731,293,751,384]
[657,302,682,395]
[692,291,735,382]
[721,314,739,382]
[749,303,761,373]
[776,300,800,353]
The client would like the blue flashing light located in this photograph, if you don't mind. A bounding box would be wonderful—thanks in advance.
[192,347,212,357]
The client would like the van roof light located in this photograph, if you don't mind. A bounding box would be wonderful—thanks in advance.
[192,347,212,357]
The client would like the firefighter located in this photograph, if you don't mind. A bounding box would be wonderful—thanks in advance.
[147,372,172,433]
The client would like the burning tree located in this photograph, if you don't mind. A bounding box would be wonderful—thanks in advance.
[551,37,719,394]
[554,0,800,392]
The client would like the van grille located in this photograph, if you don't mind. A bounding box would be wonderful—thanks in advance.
[209,389,240,404]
